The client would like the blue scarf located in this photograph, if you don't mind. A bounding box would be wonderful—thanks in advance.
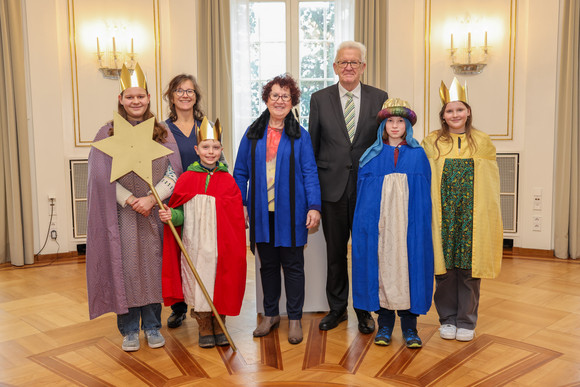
[359,118,421,168]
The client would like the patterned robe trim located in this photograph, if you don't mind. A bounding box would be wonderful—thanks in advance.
[378,174,411,310]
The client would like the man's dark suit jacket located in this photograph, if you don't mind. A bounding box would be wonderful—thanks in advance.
[309,83,388,202]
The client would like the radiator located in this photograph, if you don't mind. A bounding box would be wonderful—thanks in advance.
[497,153,519,233]
[70,159,88,238]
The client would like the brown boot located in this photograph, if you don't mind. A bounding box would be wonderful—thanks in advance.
[191,311,215,348]
[253,315,280,337]
[212,314,229,346]
[288,319,303,344]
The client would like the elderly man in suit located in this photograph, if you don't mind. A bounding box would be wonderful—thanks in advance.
[309,41,388,333]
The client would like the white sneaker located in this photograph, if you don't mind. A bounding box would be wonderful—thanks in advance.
[145,329,166,348]
[439,324,457,340]
[122,332,140,351]
[456,328,475,341]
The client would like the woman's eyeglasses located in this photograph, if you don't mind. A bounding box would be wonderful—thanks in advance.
[174,89,195,97]
[269,93,291,102]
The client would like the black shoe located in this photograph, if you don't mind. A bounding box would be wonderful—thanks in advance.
[374,325,393,346]
[198,333,216,348]
[403,328,422,348]
[319,310,347,331]
[214,333,229,346]
[356,310,375,334]
[167,311,186,328]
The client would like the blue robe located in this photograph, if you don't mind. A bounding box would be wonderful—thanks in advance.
[352,143,434,315]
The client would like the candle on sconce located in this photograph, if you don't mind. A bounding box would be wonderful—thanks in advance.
[484,31,488,49]
[112,37,116,56]
[131,38,134,56]
[467,32,471,50]
[450,33,454,50]
[96,37,101,58]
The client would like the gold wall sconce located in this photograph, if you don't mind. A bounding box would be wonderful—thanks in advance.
[96,36,136,79]
[449,31,489,75]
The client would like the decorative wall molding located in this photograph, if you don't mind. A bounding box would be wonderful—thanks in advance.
[424,0,517,140]
[67,0,162,147]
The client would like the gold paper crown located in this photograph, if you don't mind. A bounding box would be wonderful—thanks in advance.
[119,63,147,93]
[197,117,222,143]
[439,77,468,105]
[382,97,412,110]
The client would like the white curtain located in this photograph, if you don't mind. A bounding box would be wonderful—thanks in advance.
[355,0,387,90]
[554,0,580,259]
[334,0,355,49]
[230,0,252,163]
[1,0,34,265]
[230,0,354,164]
[197,1,233,163]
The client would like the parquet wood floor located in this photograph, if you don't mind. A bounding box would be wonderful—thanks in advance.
[0,251,579,386]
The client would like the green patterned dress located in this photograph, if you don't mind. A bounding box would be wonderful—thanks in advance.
[440,158,474,269]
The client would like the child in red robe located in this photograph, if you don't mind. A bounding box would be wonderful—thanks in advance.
[159,118,246,348]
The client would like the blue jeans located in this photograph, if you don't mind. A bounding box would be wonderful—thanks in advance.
[117,303,162,336]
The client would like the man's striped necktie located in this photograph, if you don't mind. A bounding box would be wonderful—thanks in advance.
[344,92,355,142]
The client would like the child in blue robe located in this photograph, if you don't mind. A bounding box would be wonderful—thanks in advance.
[352,98,434,348]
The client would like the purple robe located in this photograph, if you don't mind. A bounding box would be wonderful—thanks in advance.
[86,121,182,319]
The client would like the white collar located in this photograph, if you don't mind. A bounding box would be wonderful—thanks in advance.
[338,82,361,98]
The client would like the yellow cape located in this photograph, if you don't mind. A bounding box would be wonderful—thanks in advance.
[422,129,503,278]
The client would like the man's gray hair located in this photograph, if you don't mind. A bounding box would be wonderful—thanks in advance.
[334,41,367,63]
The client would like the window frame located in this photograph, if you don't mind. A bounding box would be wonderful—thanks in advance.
[247,0,340,127]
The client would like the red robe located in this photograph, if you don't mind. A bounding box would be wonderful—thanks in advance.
[162,166,246,316]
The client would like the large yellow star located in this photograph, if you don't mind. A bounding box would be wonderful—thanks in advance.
[92,112,173,185]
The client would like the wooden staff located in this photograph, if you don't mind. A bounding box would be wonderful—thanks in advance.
[149,184,237,352]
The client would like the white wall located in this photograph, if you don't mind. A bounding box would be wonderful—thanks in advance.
[159,0,198,90]
[511,1,558,249]
[24,0,560,254]
[25,0,74,255]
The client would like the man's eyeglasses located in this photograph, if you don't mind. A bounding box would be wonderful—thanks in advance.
[269,93,291,102]
[336,61,362,69]
[174,88,195,97]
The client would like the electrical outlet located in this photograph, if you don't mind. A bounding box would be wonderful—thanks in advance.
[533,195,542,210]
[49,215,57,238]
[532,187,542,211]
[532,216,542,232]
[47,195,57,239]
[48,195,57,216]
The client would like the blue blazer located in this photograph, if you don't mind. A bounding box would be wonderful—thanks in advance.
[234,126,321,247]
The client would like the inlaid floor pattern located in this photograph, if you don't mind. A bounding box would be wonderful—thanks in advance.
[1,251,579,386]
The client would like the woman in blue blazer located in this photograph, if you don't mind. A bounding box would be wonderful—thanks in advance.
[234,74,321,345]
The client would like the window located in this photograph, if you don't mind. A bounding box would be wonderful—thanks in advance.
[298,2,337,128]
[248,2,286,120]
[231,0,354,156]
